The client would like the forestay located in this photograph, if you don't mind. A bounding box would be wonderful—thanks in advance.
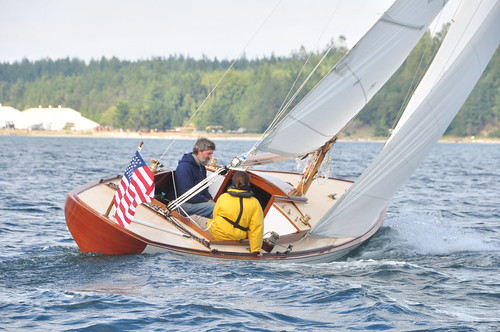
[254,0,448,157]
[311,0,500,238]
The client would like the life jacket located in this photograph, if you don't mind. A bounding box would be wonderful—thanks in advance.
[208,185,264,252]
[221,186,254,232]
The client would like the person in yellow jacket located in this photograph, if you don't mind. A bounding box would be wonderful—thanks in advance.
[207,171,264,255]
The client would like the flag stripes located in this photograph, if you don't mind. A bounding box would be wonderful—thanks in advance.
[113,151,155,228]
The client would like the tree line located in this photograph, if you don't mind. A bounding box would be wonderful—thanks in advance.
[1,25,499,137]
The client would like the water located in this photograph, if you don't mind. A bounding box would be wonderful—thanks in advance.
[1,136,499,331]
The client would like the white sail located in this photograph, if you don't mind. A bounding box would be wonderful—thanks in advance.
[255,0,448,157]
[311,0,500,238]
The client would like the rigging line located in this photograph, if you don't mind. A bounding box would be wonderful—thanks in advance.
[262,40,339,140]
[426,0,478,90]
[274,1,343,129]
[158,64,233,162]
[167,167,226,210]
[158,0,283,163]
[254,2,344,151]
[389,0,463,134]
[143,202,211,248]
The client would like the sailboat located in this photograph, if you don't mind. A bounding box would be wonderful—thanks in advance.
[65,0,500,262]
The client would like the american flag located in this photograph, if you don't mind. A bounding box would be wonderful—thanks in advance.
[114,151,155,228]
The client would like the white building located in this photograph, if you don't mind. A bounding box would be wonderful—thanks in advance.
[0,104,25,129]
[21,105,100,131]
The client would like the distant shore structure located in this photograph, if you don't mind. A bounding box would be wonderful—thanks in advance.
[0,104,99,131]
[0,104,23,129]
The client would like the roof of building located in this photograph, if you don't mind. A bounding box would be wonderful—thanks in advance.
[21,105,100,131]
[0,104,24,128]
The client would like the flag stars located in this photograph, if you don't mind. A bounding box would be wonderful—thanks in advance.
[124,155,146,182]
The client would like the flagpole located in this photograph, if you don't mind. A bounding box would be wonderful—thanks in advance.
[104,141,145,218]
[104,197,115,217]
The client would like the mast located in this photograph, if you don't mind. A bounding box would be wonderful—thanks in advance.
[295,117,354,196]
[295,137,337,196]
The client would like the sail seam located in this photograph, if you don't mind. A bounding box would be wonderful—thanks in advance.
[346,64,368,103]
[288,114,331,138]
[380,15,424,30]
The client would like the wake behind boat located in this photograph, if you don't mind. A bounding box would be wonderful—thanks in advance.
[65,0,500,262]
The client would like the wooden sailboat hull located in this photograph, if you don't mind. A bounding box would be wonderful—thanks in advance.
[64,170,385,262]
[65,181,147,254]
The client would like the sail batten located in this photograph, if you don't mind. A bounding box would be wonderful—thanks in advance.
[311,0,500,238]
[255,0,448,158]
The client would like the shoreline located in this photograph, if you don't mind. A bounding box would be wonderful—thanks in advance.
[1,128,500,144]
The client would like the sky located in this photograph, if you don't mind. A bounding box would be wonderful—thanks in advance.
[1,0,461,63]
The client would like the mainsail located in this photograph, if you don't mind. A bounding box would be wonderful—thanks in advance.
[254,0,448,157]
[311,0,500,238]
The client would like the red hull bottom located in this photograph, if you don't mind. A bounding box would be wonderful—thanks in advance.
[65,194,147,254]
